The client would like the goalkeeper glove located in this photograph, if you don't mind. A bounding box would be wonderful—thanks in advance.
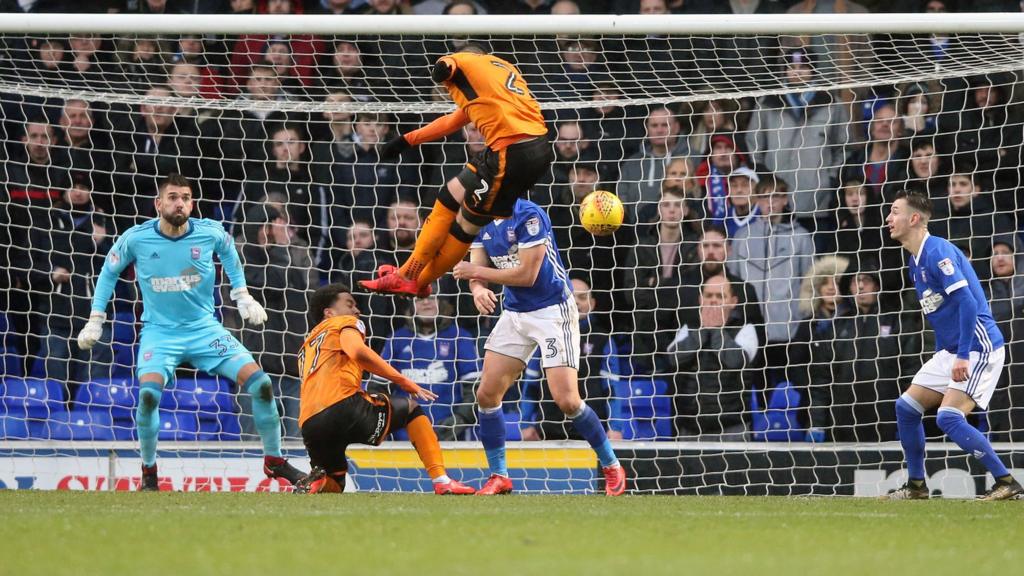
[76,312,106,350]
[379,135,411,161]
[231,287,268,327]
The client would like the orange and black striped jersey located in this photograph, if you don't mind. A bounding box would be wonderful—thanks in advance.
[297,315,367,427]
[404,52,548,150]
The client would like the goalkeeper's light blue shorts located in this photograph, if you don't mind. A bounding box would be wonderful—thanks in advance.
[136,319,256,385]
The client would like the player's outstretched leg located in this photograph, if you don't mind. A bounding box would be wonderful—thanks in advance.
[136,380,163,492]
[882,393,931,500]
[240,367,304,486]
[935,403,1022,501]
[392,397,475,495]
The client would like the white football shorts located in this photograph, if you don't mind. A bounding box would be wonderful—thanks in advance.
[911,347,1005,410]
[484,297,580,370]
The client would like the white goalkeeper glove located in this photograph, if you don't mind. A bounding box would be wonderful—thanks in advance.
[231,287,268,327]
[76,312,106,350]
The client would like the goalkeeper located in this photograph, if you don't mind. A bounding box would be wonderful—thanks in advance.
[77,174,304,491]
[360,44,554,298]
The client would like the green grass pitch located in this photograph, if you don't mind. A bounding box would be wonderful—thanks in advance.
[1,491,1020,576]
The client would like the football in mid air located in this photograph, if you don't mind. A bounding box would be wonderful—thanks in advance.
[579,190,624,236]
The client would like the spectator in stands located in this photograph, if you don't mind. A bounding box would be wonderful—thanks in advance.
[28,37,70,84]
[687,99,740,159]
[984,238,1024,441]
[668,274,758,440]
[237,203,316,440]
[633,156,701,225]
[820,178,885,266]
[309,91,356,159]
[796,263,918,443]
[523,276,613,441]
[622,189,702,375]
[115,36,169,94]
[843,101,907,198]
[423,122,485,195]
[954,73,1023,208]
[380,290,480,437]
[746,49,848,231]
[228,0,325,89]
[239,123,328,256]
[227,0,256,14]
[65,33,114,89]
[379,197,422,262]
[697,133,747,224]
[261,39,308,99]
[172,34,233,98]
[20,175,114,402]
[929,168,1019,278]
[581,82,644,182]
[889,137,947,201]
[680,0,783,90]
[898,82,937,139]
[727,174,813,379]
[723,166,760,237]
[329,219,397,349]
[311,0,358,14]
[551,120,596,185]
[318,40,375,101]
[546,38,611,101]
[356,0,432,100]
[113,85,200,226]
[618,106,690,224]
[54,98,117,218]
[414,0,488,15]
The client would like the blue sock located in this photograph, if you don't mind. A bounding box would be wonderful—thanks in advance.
[936,406,1010,479]
[245,371,282,458]
[895,395,927,481]
[570,404,618,468]
[136,384,162,467]
[477,405,507,477]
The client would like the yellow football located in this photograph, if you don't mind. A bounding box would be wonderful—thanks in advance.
[579,190,624,236]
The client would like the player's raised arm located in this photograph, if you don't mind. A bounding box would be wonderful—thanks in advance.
[337,328,438,402]
[77,231,136,350]
[380,108,470,159]
[455,243,545,288]
[213,222,267,327]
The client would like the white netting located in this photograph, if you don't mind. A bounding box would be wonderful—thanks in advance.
[2,13,1024,495]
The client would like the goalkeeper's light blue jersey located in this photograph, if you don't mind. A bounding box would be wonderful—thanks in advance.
[91,218,245,328]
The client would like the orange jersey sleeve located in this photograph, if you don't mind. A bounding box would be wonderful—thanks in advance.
[297,315,366,427]
[403,109,470,147]
[438,52,548,150]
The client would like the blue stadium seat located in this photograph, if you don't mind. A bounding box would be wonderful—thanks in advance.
[158,412,200,441]
[111,312,137,344]
[611,378,673,440]
[0,347,23,378]
[620,418,673,441]
[74,378,138,420]
[198,412,242,441]
[50,411,117,441]
[0,415,29,440]
[1,378,65,419]
[28,356,46,378]
[751,380,804,442]
[163,377,235,415]
[26,407,71,439]
[111,343,138,377]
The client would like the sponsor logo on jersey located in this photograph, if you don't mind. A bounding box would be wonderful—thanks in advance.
[403,361,449,384]
[526,216,540,236]
[490,253,522,270]
[151,273,202,293]
[191,247,201,260]
[920,288,944,314]
[938,258,955,276]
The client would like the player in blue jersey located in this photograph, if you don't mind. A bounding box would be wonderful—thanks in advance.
[76,174,305,491]
[452,198,626,496]
[883,190,1021,500]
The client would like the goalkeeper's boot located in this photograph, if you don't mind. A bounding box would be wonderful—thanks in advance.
[476,474,513,495]
[433,478,477,495]
[294,467,344,494]
[367,266,432,298]
[879,481,930,500]
[978,477,1023,501]
[602,464,627,496]
[264,456,306,487]
[139,464,160,492]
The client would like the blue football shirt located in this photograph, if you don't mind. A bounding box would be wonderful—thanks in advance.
[91,218,246,328]
[908,233,1003,356]
[472,199,572,313]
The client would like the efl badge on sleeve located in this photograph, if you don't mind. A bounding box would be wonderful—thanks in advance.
[526,216,541,236]
[506,227,516,243]
[356,320,367,335]
[938,258,955,276]
[108,250,120,266]
[191,246,201,260]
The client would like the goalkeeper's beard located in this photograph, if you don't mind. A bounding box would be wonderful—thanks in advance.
[163,211,188,227]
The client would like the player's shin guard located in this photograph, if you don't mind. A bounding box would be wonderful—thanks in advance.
[406,407,446,480]
[477,404,508,477]
[245,371,282,458]
[399,193,459,281]
[936,406,1010,479]
[136,384,162,467]
[569,404,618,468]
[895,395,927,481]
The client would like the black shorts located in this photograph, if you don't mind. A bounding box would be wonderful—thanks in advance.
[456,136,554,218]
[300,392,414,475]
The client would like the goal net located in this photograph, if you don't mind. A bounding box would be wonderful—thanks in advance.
[1,13,1023,496]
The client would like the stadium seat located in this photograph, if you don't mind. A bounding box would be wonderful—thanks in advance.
[110,343,138,377]
[0,415,29,440]
[28,356,46,378]
[198,412,242,441]
[0,347,23,378]
[74,378,138,421]
[1,378,66,420]
[26,407,71,439]
[111,312,137,344]
[751,381,804,442]
[619,418,673,441]
[50,411,117,441]
[158,412,200,441]
[614,378,672,420]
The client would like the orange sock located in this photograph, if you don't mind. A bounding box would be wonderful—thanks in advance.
[406,414,446,480]
[416,235,473,288]
[399,200,457,281]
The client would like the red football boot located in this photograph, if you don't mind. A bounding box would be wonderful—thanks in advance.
[433,478,477,495]
[294,467,345,494]
[476,473,513,495]
[373,265,432,298]
[359,271,432,298]
[602,464,627,496]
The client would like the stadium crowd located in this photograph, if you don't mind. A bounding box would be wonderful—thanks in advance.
[2,0,1024,443]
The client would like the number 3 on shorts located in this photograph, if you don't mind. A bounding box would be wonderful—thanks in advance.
[545,338,558,359]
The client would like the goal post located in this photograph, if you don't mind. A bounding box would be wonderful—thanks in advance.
[1,12,1023,496]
